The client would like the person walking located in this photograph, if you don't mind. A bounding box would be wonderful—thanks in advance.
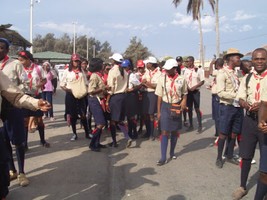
[42,61,55,121]
[17,50,50,149]
[155,59,187,165]
[183,56,205,133]
[87,58,109,151]
[60,54,90,141]
[231,48,267,200]
[215,48,244,168]
[106,53,128,147]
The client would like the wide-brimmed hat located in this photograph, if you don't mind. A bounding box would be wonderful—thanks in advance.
[223,48,244,59]
[0,38,11,48]
[163,59,178,70]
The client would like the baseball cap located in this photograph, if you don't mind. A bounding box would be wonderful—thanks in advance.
[146,56,157,64]
[71,54,81,61]
[136,60,145,68]
[163,59,178,70]
[176,56,183,62]
[109,53,123,63]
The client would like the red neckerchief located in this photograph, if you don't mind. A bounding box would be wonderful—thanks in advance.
[24,63,35,90]
[72,68,80,80]
[253,69,267,102]
[94,72,104,81]
[0,55,9,70]
[188,67,195,87]
[167,72,179,97]
[149,67,159,79]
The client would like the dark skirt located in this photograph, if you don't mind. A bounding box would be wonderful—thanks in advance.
[125,92,139,118]
[110,93,126,121]
[3,107,25,145]
[23,94,43,117]
[88,96,106,125]
[142,91,157,115]
[160,101,182,132]
[65,92,87,118]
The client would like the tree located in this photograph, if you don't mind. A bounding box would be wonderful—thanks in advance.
[124,36,152,67]
[173,0,215,67]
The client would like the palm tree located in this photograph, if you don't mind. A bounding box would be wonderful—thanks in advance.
[173,0,215,67]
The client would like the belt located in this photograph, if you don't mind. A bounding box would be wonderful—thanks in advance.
[246,111,258,121]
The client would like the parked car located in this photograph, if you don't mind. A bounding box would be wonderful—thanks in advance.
[55,64,67,82]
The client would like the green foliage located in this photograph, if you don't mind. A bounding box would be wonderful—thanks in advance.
[123,36,152,67]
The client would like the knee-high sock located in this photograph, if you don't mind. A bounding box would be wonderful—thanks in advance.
[160,135,168,161]
[70,116,77,135]
[241,158,252,190]
[254,176,267,200]
[81,118,89,137]
[6,141,16,172]
[188,109,193,127]
[196,110,202,127]
[16,145,25,174]
[150,120,155,137]
[217,137,226,160]
[90,128,101,148]
[38,126,46,144]
[110,124,117,143]
[127,118,133,139]
[24,128,28,148]
[227,137,236,159]
[96,129,102,145]
[170,134,178,157]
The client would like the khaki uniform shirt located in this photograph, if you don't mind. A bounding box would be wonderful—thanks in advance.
[88,73,105,98]
[183,67,205,89]
[60,68,88,89]
[238,69,267,104]
[0,70,39,126]
[261,77,267,101]
[155,74,187,103]
[107,65,128,95]
[0,58,25,89]
[211,70,218,94]
[142,67,162,92]
[217,66,240,105]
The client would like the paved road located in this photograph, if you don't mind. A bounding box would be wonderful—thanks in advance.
[8,83,260,200]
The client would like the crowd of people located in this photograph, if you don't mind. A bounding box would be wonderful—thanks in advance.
[1,35,267,200]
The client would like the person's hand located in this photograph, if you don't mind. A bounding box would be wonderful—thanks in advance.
[106,103,111,113]
[157,112,161,120]
[105,85,111,91]
[250,102,260,112]
[258,121,267,133]
[181,102,187,111]
[38,99,51,111]
[188,86,196,91]
[240,101,251,111]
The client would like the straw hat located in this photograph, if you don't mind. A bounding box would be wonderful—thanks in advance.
[223,48,244,59]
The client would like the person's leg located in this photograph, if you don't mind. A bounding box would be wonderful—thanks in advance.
[158,131,168,165]
[149,114,155,140]
[193,91,202,133]
[170,132,178,158]
[216,133,226,168]
[186,92,194,130]
[47,92,54,118]
[254,172,267,200]
[70,115,78,140]
[109,120,118,147]
[37,118,49,147]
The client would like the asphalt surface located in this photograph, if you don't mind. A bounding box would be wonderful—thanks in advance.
[8,82,260,200]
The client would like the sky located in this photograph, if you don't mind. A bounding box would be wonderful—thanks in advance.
[2,0,267,61]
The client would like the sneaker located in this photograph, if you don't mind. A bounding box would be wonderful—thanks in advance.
[42,115,47,120]
[216,159,223,168]
[171,156,177,160]
[183,121,189,127]
[157,160,167,166]
[108,142,118,148]
[126,139,132,148]
[98,144,107,148]
[226,157,239,165]
[50,117,55,121]
[150,136,156,141]
[70,134,77,141]
[89,146,101,152]
[251,159,256,164]
[232,187,247,200]
[17,173,29,187]
[9,170,18,181]
[41,142,50,148]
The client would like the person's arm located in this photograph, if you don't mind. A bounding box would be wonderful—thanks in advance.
[157,96,162,120]
[258,101,267,133]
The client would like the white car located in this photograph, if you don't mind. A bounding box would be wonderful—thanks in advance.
[55,64,67,82]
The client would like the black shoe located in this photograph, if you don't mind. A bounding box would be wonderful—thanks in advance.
[142,134,150,139]
[98,144,107,148]
[226,157,239,165]
[186,126,194,132]
[157,160,167,166]
[197,126,202,133]
[216,159,223,168]
[90,147,100,152]
[183,121,189,127]
[108,142,118,148]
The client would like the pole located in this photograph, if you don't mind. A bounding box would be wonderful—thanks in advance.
[198,15,204,68]
[73,22,76,54]
[30,0,33,53]
[215,0,220,58]
[93,45,95,58]
[86,36,89,60]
